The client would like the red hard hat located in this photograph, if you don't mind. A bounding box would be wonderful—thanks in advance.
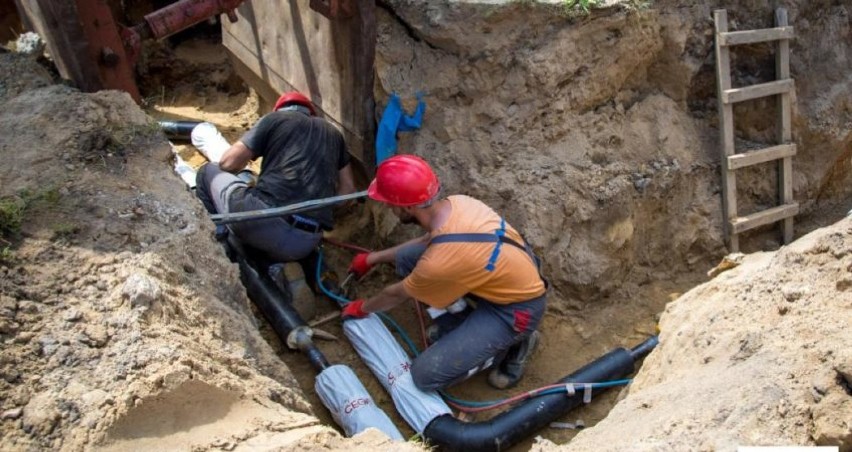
[367,155,441,207]
[273,91,316,115]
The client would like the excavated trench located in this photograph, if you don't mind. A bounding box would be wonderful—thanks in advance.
[2,1,849,450]
[141,1,851,447]
[145,37,689,448]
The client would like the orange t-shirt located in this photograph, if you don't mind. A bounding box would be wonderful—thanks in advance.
[402,195,546,308]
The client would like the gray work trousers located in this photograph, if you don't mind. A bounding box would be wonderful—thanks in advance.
[196,163,321,262]
[395,243,546,391]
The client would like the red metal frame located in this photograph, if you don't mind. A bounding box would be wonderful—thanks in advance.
[55,0,352,103]
[141,0,247,40]
[74,0,141,102]
[310,0,354,19]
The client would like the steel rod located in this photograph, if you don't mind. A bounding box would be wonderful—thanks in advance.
[210,190,368,224]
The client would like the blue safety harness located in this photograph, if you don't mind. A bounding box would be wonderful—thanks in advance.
[429,218,549,288]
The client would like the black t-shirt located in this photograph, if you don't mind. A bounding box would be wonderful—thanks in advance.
[240,111,350,229]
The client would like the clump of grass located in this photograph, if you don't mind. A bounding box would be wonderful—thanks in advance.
[0,245,15,265]
[563,0,600,15]
[51,222,80,242]
[0,196,27,238]
[561,0,651,16]
[1,186,64,239]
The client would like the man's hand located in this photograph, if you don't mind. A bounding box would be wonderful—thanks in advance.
[348,253,373,278]
[341,299,369,320]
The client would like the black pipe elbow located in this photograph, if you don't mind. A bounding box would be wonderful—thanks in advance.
[423,347,639,452]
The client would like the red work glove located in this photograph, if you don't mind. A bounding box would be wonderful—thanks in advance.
[348,253,373,278]
[341,299,369,320]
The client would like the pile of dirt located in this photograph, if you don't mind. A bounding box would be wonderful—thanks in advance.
[554,216,851,450]
[0,52,408,451]
[2,0,851,449]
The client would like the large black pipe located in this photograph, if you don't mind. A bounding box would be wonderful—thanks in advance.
[423,337,658,452]
[158,120,203,141]
[226,234,330,371]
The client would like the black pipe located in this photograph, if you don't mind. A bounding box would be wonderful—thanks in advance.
[226,234,330,371]
[423,338,658,452]
[158,120,203,141]
[629,335,659,361]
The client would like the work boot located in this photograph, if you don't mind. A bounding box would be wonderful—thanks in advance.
[487,330,541,389]
[269,262,317,321]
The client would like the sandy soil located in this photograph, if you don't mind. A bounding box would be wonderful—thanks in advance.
[1,0,850,450]
[138,38,702,448]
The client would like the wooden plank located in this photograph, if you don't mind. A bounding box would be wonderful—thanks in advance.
[15,0,103,92]
[221,0,376,168]
[776,8,795,244]
[727,144,796,170]
[715,9,739,252]
[730,203,799,234]
[722,79,794,104]
[717,26,794,46]
[781,157,794,243]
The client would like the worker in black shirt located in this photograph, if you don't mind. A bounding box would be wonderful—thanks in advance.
[195,91,356,263]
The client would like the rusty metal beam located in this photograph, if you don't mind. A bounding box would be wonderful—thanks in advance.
[310,0,354,19]
[134,0,248,40]
[74,0,140,102]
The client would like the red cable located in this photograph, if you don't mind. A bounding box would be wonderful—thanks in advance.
[446,383,583,414]
[322,236,372,254]
[413,300,430,349]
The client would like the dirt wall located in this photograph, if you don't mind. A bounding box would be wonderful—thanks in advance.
[551,216,852,451]
[371,0,852,310]
[0,53,350,451]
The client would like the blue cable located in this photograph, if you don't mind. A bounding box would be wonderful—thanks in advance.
[315,247,421,357]
[314,247,630,409]
[315,247,352,306]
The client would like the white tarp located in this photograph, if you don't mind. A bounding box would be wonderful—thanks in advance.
[315,364,403,440]
[343,314,452,433]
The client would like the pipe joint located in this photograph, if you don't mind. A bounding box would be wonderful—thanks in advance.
[287,326,314,351]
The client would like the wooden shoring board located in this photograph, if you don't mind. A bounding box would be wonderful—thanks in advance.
[221,0,376,170]
[15,0,103,92]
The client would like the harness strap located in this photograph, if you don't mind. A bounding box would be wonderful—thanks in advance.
[430,220,548,288]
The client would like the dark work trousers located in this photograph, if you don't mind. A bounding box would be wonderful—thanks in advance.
[196,163,321,262]
[395,243,546,391]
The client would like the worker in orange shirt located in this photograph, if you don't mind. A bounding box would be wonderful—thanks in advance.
[342,155,548,390]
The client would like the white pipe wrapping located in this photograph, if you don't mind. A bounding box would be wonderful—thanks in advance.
[315,364,403,440]
[343,314,452,433]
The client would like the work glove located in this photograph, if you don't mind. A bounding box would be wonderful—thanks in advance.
[348,253,373,278]
[341,299,369,320]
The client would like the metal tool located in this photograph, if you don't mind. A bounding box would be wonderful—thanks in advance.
[340,272,356,291]
[210,190,368,225]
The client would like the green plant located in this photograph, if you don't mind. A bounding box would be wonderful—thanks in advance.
[0,245,15,265]
[1,186,65,240]
[0,196,27,238]
[563,0,600,14]
[51,222,80,242]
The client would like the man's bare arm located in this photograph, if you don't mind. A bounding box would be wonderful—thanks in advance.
[337,163,356,197]
[362,281,409,313]
[219,141,253,173]
[367,233,431,266]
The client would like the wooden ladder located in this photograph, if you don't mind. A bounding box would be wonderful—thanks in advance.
[714,8,799,252]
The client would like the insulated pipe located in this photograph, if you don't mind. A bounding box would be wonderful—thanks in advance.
[226,235,329,371]
[223,235,403,439]
[422,337,659,452]
[159,120,203,141]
